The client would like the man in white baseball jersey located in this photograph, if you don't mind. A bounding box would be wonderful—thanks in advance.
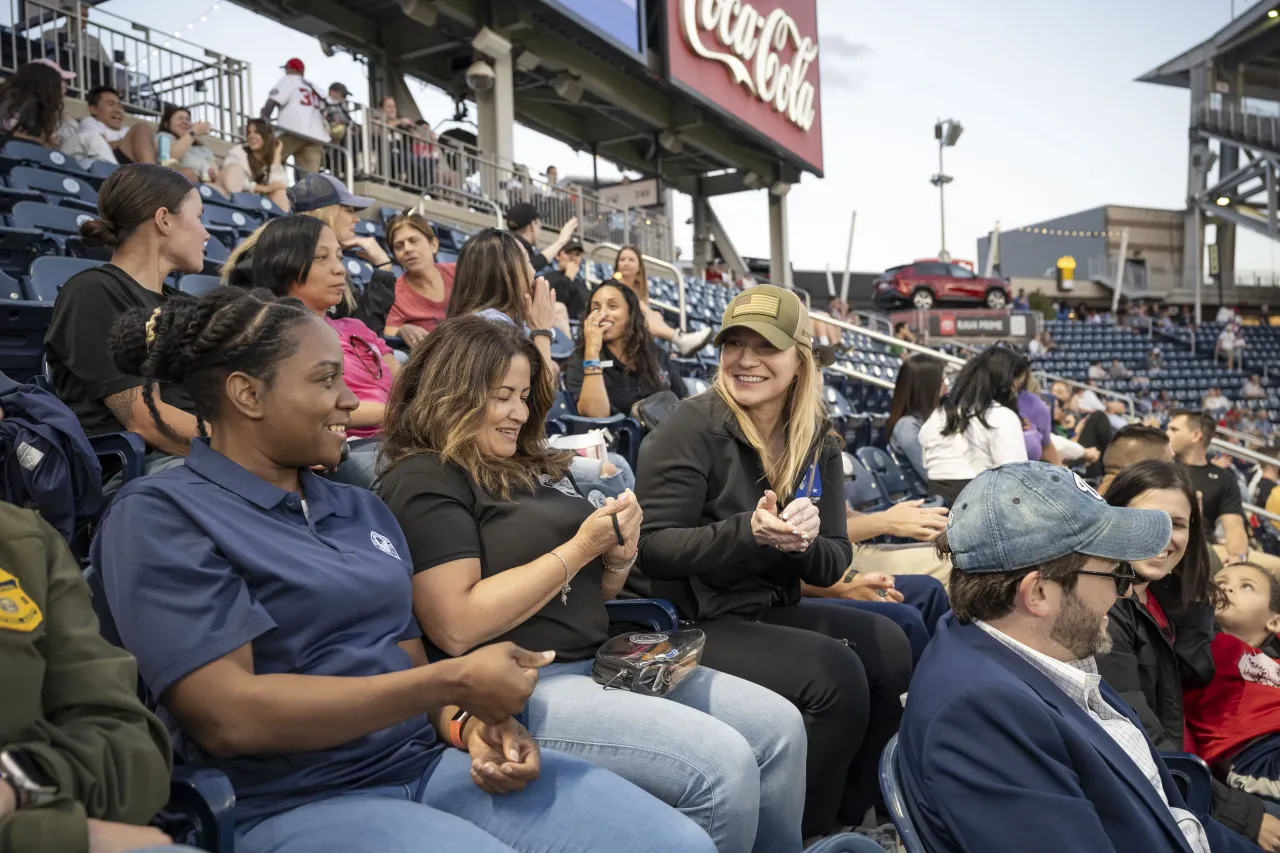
[260,58,328,174]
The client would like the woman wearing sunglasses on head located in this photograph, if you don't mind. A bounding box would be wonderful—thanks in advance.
[1096,461,1276,849]
[251,215,397,488]
[634,285,914,842]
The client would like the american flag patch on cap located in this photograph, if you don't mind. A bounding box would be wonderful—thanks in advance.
[732,292,781,318]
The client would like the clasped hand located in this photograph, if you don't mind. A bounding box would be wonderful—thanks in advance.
[752,490,819,552]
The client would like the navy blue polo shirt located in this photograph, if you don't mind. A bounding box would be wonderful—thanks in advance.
[90,440,441,822]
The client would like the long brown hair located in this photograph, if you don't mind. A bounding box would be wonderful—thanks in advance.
[447,228,531,327]
[380,315,571,499]
[613,245,649,302]
[244,118,278,182]
[887,354,945,438]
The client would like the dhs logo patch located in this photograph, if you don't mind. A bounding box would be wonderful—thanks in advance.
[370,531,400,560]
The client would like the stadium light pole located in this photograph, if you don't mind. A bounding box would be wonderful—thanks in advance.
[932,119,963,262]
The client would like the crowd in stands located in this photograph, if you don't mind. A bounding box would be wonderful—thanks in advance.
[15,52,1280,853]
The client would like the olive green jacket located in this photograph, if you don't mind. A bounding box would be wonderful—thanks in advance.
[0,504,172,853]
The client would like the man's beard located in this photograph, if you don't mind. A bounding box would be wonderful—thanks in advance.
[1050,590,1112,660]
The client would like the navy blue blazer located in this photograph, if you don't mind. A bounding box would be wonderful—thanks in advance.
[898,614,1259,853]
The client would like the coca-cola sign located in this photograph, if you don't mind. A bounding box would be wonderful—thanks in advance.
[666,0,824,174]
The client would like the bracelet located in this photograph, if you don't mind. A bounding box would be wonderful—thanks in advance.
[551,550,571,604]
[602,552,637,574]
[374,261,393,269]
[448,709,471,750]
[529,328,553,341]
[583,359,602,369]
[583,368,603,376]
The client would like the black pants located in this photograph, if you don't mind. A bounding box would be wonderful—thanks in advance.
[928,478,970,507]
[694,600,913,836]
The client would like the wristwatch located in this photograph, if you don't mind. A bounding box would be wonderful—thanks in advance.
[0,748,58,809]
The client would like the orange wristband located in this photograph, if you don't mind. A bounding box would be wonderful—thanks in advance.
[448,709,471,750]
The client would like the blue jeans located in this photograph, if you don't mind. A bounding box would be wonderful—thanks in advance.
[824,575,949,664]
[570,452,634,507]
[234,747,715,853]
[525,659,806,853]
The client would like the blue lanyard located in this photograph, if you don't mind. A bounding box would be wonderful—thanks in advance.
[796,460,823,500]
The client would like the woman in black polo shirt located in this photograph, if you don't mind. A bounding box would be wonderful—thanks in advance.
[635,284,914,840]
[45,163,208,472]
[378,315,813,853]
[565,282,687,422]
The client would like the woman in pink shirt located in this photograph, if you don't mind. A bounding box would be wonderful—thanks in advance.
[252,215,399,487]
[384,210,456,348]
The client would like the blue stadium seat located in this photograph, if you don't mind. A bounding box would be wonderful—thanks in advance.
[7,165,98,212]
[23,256,99,303]
[0,298,52,382]
[354,218,386,240]
[0,140,89,178]
[85,158,118,186]
[1164,752,1213,814]
[343,257,373,289]
[9,201,101,256]
[200,205,259,242]
[179,275,220,297]
[857,446,945,507]
[203,234,230,264]
[878,735,926,853]
[845,453,889,514]
[230,192,285,218]
[603,598,678,632]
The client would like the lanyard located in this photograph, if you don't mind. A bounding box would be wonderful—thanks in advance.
[796,460,823,500]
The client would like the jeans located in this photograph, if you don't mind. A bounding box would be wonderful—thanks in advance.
[234,747,715,853]
[570,452,634,507]
[828,575,950,664]
[324,438,381,489]
[693,603,913,837]
[524,658,806,853]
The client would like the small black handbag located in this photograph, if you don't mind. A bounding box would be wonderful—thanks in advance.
[630,390,680,432]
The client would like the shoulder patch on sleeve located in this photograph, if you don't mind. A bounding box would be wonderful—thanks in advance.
[0,568,42,632]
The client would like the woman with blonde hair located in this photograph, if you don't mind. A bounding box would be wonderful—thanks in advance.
[635,284,913,842]
[383,209,456,347]
[377,315,812,853]
[612,244,711,356]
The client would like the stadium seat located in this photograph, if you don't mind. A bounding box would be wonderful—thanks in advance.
[846,453,889,514]
[354,218,386,240]
[0,298,52,382]
[603,598,678,632]
[179,275,221,297]
[878,735,926,853]
[82,565,236,853]
[85,158,118,186]
[23,256,98,303]
[343,257,373,289]
[9,201,102,257]
[857,446,945,508]
[7,165,98,212]
[203,235,230,264]
[201,205,259,242]
[546,389,643,471]
[0,140,89,178]
[1164,752,1213,814]
[229,192,285,218]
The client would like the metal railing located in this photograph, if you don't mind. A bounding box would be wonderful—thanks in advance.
[587,242,687,331]
[1196,101,1280,152]
[1035,371,1136,416]
[810,312,968,367]
[1217,425,1267,447]
[4,0,252,142]
[1246,502,1280,525]
[356,119,671,259]
[1210,439,1280,470]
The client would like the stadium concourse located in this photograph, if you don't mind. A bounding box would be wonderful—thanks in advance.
[5,1,1280,853]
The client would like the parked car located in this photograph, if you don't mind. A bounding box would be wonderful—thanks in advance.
[873,261,1011,311]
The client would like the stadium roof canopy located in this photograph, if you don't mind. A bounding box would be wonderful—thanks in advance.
[1139,1,1280,100]
[234,0,823,193]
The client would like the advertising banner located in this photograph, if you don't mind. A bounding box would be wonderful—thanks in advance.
[543,0,646,57]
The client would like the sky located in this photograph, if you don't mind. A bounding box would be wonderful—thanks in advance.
[87,0,1278,275]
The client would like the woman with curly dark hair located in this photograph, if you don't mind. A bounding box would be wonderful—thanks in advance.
[566,282,687,422]
[0,59,72,148]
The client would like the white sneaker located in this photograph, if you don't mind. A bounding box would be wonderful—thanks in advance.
[673,327,713,356]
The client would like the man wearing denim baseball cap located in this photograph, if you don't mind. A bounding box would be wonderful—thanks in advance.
[896,462,1257,853]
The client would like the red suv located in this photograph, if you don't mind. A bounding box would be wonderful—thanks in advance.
[873,261,1011,311]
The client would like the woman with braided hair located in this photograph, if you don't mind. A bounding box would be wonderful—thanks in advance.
[90,285,715,853]
[45,162,208,478]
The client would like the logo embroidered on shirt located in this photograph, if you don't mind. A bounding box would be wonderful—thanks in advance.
[538,474,583,500]
[370,531,400,560]
[0,568,42,632]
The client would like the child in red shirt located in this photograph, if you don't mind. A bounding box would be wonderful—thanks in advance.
[1185,563,1280,801]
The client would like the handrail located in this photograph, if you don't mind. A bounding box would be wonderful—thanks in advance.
[810,312,966,366]
[827,363,896,391]
[1216,425,1266,447]
[1034,371,1136,416]
[1246,502,1280,525]
[1210,439,1280,469]
[588,243,687,332]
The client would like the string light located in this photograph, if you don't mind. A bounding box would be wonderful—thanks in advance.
[133,5,222,71]
[1013,226,1122,237]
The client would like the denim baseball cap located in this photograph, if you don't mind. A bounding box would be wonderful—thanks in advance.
[946,461,1172,574]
